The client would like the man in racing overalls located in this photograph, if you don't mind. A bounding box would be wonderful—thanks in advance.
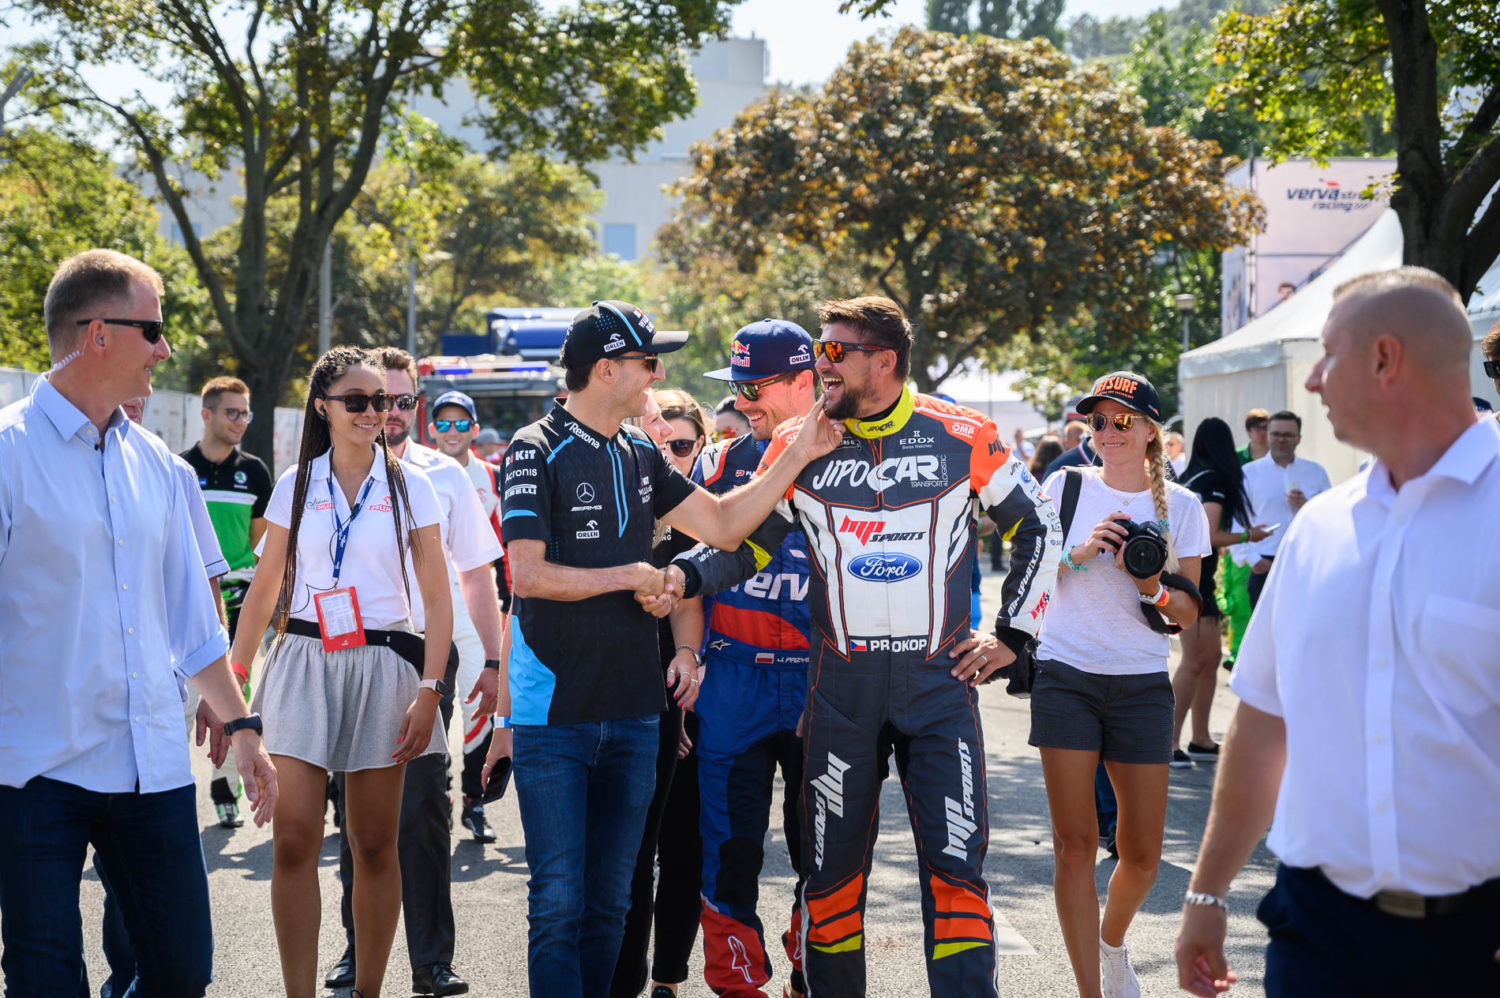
[694,319,819,998]
[670,297,1061,996]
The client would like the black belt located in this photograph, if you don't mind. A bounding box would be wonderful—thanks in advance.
[283,618,424,676]
[1300,866,1500,919]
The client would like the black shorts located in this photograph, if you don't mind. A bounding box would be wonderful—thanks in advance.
[1199,555,1221,618]
[1027,659,1173,764]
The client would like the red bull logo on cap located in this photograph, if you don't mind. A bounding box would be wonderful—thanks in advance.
[731,339,752,368]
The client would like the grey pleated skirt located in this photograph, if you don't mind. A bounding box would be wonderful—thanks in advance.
[251,627,444,772]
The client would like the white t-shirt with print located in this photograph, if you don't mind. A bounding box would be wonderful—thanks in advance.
[263,447,443,628]
[1036,469,1211,675]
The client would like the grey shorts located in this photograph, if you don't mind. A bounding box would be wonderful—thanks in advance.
[1027,659,1174,764]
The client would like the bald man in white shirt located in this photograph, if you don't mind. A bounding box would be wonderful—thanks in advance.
[1174,267,1500,997]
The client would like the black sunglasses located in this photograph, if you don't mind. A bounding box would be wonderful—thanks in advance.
[78,318,165,344]
[617,353,662,374]
[434,418,474,433]
[1086,412,1138,433]
[665,438,700,457]
[1486,360,1500,378]
[814,341,886,364]
[391,393,419,411]
[729,373,795,402]
[324,392,395,413]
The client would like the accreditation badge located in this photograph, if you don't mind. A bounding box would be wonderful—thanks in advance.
[314,587,367,651]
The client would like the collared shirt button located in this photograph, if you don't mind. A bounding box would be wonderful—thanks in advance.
[127,627,134,635]
[117,539,125,547]
[132,716,140,723]
[121,583,128,590]
[131,672,138,679]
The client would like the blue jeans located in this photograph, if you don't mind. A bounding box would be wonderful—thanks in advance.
[0,777,212,998]
[513,716,659,998]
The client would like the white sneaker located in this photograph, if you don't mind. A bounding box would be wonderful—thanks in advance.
[1100,939,1141,998]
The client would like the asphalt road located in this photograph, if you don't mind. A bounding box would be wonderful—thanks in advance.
[69,567,1279,997]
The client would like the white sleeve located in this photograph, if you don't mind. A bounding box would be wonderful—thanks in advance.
[441,465,502,572]
[264,467,297,528]
[401,467,443,529]
[1229,564,1283,716]
[175,457,228,578]
[1174,488,1213,559]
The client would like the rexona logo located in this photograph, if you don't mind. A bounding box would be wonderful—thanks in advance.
[847,552,922,582]
[811,455,942,493]
[837,515,924,544]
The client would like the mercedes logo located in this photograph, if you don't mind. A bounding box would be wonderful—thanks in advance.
[576,483,596,503]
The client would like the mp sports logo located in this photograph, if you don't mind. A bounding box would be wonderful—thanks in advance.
[811,455,944,493]
[837,515,924,544]
[942,739,979,861]
[847,552,923,582]
[811,753,851,869]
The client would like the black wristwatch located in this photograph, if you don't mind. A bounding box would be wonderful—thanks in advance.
[223,713,263,738]
[483,658,501,671]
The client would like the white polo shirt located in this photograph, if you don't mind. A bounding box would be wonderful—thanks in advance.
[1230,417,1500,897]
[399,442,502,632]
[460,451,501,521]
[1242,453,1331,558]
[264,447,443,628]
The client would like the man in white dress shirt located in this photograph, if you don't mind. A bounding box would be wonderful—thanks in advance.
[1174,267,1500,997]
[0,249,277,997]
[1240,410,1330,609]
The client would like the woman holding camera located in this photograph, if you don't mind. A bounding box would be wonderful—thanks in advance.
[1031,372,1210,998]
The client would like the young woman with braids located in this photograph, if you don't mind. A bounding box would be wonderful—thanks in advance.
[1171,417,1273,768]
[1029,372,1211,998]
[228,347,453,998]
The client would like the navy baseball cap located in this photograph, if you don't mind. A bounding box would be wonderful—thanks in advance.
[1475,396,1494,413]
[704,318,816,382]
[561,300,687,368]
[431,390,477,421]
[1076,371,1163,423]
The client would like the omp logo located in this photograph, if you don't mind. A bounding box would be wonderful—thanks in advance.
[942,739,979,861]
[950,422,975,438]
[811,455,942,493]
[812,753,851,868]
[731,340,752,367]
[848,552,922,582]
[1093,375,1138,397]
[1030,590,1050,620]
[728,936,755,984]
[851,635,928,653]
[838,516,924,544]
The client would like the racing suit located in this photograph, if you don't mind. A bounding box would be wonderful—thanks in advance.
[675,388,1061,996]
[692,434,813,998]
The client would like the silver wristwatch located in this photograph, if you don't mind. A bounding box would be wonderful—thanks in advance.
[1183,891,1228,912]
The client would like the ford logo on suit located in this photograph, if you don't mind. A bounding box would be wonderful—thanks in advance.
[848,552,922,582]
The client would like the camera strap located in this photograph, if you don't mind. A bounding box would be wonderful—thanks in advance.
[1139,571,1204,634]
[1058,467,1084,537]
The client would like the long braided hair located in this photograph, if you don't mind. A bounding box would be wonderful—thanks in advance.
[1143,419,1181,572]
[274,347,421,634]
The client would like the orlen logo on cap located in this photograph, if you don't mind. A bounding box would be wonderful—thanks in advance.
[848,552,922,582]
[1094,375,1138,396]
[731,339,752,367]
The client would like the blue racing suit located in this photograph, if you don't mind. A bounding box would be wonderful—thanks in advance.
[692,434,812,998]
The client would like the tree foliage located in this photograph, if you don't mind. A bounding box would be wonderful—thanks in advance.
[1066,0,1275,61]
[0,119,214,388]
[674,28,1261,395]
[8,0,730,462]
[1213,0,1500,299]
[924,0,1064,45]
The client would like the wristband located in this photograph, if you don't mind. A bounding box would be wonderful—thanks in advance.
[494,715,513,729]
[1061,548,1090,572]
[1139,583,1170,607]
[1241,528,1249,544]
[230,662,250,685]
[675,645,701,667]
[482,658,500,671]
[1184,891,1228,912]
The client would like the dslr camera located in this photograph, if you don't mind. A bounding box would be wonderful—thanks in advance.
[1110,519,1168,579]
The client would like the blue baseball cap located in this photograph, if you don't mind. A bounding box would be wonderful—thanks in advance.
[431,390,477,421]
[704,318,815,382]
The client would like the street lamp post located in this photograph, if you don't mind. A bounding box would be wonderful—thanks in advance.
[1173,293,1198,352]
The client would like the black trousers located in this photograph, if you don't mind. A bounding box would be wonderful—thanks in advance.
[1246,556,1273,609]
[611,702,703,996]
[1261,865,1500,997]
[337,644,461,970]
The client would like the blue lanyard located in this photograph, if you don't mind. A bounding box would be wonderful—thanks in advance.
[329,476,377,586]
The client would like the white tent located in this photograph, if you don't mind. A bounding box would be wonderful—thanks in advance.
[1181,210,1500,484]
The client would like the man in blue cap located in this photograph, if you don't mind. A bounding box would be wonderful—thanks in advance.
[695,318,818,998]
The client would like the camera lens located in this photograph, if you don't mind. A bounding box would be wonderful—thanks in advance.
[1117,520,1168,579]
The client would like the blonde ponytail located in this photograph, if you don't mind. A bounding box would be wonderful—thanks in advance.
[1145,424,1180,571]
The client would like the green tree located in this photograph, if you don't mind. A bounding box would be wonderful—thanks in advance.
[9,0,728,463]
[675,28,1260,395]
[0,121,214,388]
[1214,0,1500,299]
[924,0,1063,44]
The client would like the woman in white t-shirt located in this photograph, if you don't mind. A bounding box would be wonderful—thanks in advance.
[229,346,452,998]
[1030,372,1210,998]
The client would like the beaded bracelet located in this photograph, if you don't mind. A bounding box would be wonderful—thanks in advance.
[1061,547,1090,572]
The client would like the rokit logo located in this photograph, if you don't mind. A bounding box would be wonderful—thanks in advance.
[811,455,944,493]
[847,552,922,582]
[811,752,851,869]
[508,448,537,463]
[942,739,979,861]
[837,515,924,544]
